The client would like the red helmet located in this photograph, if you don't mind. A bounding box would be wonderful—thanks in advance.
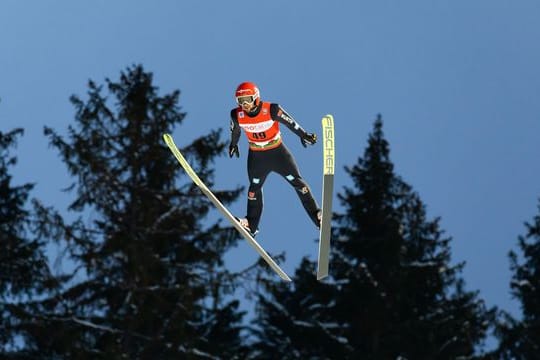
[235,82,260,107]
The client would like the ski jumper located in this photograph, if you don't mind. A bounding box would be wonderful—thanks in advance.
[230,102,320,231]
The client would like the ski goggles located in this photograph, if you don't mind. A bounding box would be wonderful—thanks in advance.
[236,95,255,105]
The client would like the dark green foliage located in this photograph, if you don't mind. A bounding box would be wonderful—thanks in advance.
[11,65,247,359]
[0,128,56,355]
[252,115,494,359]
[495,200,540,359]
[251,259,348,360]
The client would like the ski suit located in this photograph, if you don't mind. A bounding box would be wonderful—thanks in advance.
[229,101,320,231]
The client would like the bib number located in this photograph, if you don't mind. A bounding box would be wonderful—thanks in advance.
[252,132,267,140]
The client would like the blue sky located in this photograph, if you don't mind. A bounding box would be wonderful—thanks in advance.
[2,0,540,327]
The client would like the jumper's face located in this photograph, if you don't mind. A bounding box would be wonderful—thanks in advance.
[237,95,256,112]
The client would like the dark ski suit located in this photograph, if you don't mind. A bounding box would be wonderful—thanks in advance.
[229,101,320,232]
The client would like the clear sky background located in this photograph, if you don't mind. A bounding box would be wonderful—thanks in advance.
[2,0,540,330]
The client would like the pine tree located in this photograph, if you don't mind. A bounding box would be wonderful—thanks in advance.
[0,128,55,355]
[16,65,247,359]
[250,258,347,359]
[495,199,540,359]
[252,115,494,359]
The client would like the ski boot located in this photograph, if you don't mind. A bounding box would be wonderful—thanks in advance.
[235,217,259,237]
[311,209,322,229]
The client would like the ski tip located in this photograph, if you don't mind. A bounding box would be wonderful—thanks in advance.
[321,115,334,128]
[316,273,328,281]
[163,133,172,142]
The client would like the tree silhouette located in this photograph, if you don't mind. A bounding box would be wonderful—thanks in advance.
[496,199,540,359]
[14,65,247,358]
[0,128,56,355]
[252,115,494,359]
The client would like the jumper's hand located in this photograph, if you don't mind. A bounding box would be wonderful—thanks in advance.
[300,133,317,147]
[229,144,239,158]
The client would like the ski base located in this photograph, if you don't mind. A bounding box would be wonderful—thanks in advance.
[317,115,335,280]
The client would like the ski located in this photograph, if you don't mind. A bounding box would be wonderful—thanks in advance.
[163,133,292,282]
[317,115,335,280]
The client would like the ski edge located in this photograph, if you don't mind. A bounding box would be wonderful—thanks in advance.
[317,174,334,280]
